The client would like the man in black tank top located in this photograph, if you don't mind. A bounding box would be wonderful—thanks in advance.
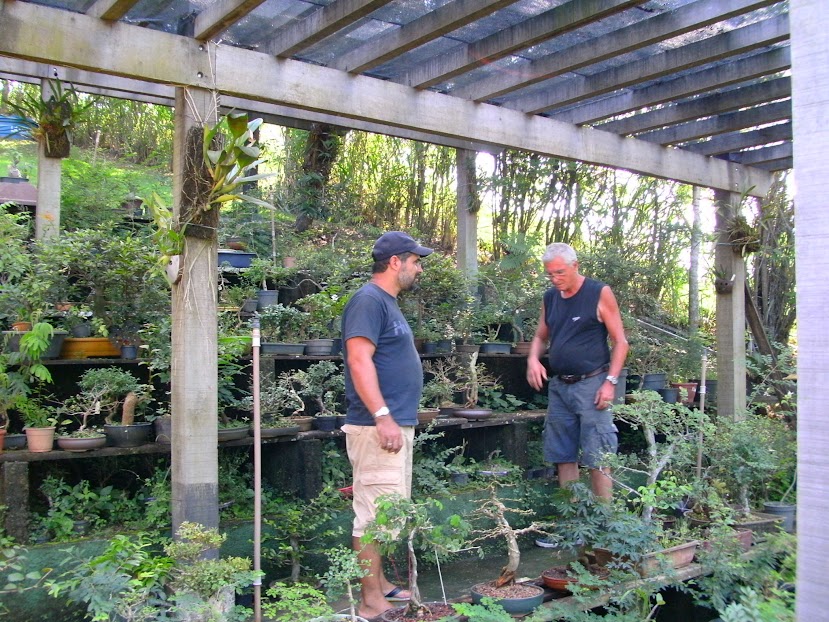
[526,243,629,501]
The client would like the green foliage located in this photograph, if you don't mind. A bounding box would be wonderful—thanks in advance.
[291,360,345,416]
[5,79,94,154]
[320,440,352,489]
[257,303,309,342]
[263,488,345,582]
[706,414,793,513]
[262,581,334,621]
[203,112,274,211]
[412,424,461,497]
[610,390,712,521]
[365,494,471,613]
[0,506,48,615]
[452,597,515,622]
[34,476,123,541]
[68,366,151,425]
[47,532,173,622]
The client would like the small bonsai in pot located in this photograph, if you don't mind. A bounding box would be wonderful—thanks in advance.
[363,493,471,620]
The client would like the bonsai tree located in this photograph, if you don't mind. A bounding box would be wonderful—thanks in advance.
[466,484,552,588]
[420,358,461,408]
[609,390,711,522]
[292,360,345,417]
[363,493,470,619]
[73,367,152,426]
[262,487,345,583]
[257,303,309,343]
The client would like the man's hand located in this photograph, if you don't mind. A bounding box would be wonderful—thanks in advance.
[594,382,616,410]
[526,358,548,391]
[375,415,403,453]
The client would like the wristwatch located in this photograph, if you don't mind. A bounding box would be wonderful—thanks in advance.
[605,375,618,386]
[373,406,390,419]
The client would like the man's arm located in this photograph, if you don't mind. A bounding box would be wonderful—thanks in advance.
[595,286,629,408]
[344,336,403,452]
[597,286,629,378]
[526,301,550,391]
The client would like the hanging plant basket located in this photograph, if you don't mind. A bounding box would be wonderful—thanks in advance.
[44,131,71,158]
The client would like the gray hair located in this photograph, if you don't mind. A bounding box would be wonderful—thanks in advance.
[542,243,577,265]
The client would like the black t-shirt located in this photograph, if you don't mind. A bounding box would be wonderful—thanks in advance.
[342,283,422,426]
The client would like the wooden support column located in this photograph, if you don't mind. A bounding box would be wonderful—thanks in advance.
[791,0,829,616]
[34,73,61,240]
[171,86,219,534]
[455,148,478,280]
[713,189,747,420]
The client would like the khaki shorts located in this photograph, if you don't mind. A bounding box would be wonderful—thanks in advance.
[342,424,415,538]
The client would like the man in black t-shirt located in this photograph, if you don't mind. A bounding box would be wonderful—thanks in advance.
[341,231,433,619]
[526,242,629,501]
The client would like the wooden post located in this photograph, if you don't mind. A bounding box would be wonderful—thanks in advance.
[713,189,747,420]
[170,86,219,534]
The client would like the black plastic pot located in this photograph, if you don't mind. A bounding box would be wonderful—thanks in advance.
[104,422,153,447]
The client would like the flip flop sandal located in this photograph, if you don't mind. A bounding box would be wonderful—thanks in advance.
[385,586,410,601]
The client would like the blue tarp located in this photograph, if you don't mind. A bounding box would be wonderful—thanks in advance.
[0,114,33,139]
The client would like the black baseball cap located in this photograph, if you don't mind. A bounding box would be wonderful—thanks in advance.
[372,231,434,261]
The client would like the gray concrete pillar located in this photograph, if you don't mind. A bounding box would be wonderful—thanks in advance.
[791,0,829,617]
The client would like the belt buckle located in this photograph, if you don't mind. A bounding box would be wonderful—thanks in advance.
[559,374,579,384]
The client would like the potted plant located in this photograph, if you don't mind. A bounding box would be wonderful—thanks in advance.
[19,395,65,453]
[465,484,547,616]
[290,361,345,429]
[72,367,153,448]
[253,371,312,430]
[363,493,470,621]
[257,303,308,354]
[6,78,93,158]
[297,285,350,354]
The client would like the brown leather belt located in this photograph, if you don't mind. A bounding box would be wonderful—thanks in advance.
[557,365,609,385]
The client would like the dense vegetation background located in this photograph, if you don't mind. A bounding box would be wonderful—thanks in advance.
[0,83,796,372]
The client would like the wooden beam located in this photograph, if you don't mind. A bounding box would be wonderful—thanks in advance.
[728,141,792,165]
[194,0,269,42]
[0,56,502,153]
[402,0,643,89]
[86,0,140,21]
[551,47,791,125]
[267,0,392,57]
[598,77,791,136]
[683,122,792,156]
[747,157,791,171]
[453,0,778,102]
[330,0,518,73]
[0,0,774,196]
[513,15,789,115]
[638,100,791,145]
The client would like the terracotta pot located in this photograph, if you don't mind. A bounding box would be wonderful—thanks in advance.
[11,321,32,331]
[291,416,315,432]
[638,540,699,576]
[24,426,56,453]
[0,429,5,452]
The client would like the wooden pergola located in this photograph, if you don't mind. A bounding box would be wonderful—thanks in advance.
[0,1,825,617]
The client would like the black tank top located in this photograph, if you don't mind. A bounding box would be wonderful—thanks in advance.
[544,277,610,375]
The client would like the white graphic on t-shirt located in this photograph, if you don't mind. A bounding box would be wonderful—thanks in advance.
[572,316,581,322]
[393,320,409,335]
